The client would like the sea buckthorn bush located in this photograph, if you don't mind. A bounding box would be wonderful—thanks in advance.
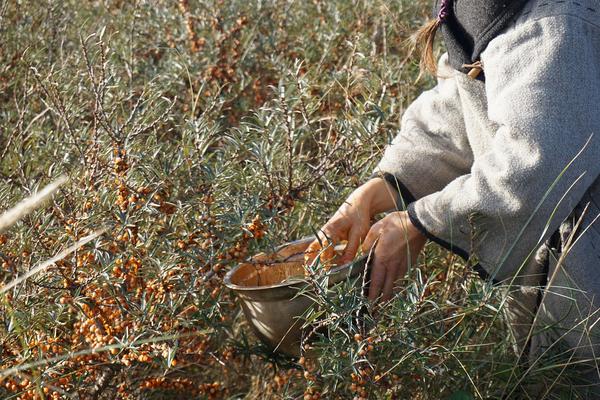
[0,1,576,399]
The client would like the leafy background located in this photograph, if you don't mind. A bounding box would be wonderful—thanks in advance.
[0,1,577,399]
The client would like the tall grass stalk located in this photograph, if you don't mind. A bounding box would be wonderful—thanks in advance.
[0,176,67,233]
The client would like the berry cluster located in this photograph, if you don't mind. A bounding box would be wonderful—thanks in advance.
[177,0,206,53]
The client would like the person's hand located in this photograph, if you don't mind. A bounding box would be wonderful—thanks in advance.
[306,187,372,266]
[307,178,400,265]
[360,211,426,302]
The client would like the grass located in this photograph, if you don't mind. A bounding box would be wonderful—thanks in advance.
[0,0,595,399]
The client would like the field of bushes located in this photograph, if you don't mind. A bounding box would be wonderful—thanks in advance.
[0,1,581,399]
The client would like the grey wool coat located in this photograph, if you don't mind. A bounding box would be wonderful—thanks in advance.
[374,0,600,389]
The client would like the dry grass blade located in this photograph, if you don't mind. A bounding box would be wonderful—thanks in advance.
[0,227,107,294]
[0,175,68,233]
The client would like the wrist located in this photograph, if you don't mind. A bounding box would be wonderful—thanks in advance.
[365,177,400,216]
[399,210,427,244]
[350,177,408,220]
[391,210,427,246]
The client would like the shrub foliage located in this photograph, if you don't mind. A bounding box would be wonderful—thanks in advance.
[0,1,549,399]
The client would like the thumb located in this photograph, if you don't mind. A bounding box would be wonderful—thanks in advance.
[340,227,362,264]
[360,223,381,256]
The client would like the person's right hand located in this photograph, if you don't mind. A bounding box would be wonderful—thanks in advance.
[307,177,400,265]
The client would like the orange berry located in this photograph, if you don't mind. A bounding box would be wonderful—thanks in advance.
[304,239,336,268]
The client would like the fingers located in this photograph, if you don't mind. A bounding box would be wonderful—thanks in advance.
[360,221,381,256]
[368,239,400,302]
[340,226,362,264]
[367,257,386,301]
[381,261,400,302]
[364,221,406,302]
[354,212,425,303]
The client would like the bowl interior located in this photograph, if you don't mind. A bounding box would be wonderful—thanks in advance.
[225,237,350,290]
[229,261,305,287]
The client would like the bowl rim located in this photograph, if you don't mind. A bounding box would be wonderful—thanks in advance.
[223,237,365,292]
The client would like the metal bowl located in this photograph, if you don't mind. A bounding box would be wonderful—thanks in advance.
[224,237,368,357]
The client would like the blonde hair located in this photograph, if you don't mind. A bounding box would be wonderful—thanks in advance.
[413,0,451,79]
[413,18,443,78]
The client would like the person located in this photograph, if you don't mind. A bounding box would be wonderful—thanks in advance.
[310,0,600,394]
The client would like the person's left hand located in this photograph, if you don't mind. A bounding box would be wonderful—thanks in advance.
[360,211,427,302]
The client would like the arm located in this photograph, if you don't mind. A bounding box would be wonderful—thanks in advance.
[408,14,600,282]
[311,55,472,265]
[373,53,473,207]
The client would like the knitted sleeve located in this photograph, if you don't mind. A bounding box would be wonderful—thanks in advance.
[372,53,473,209]
[407,14,600,282]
